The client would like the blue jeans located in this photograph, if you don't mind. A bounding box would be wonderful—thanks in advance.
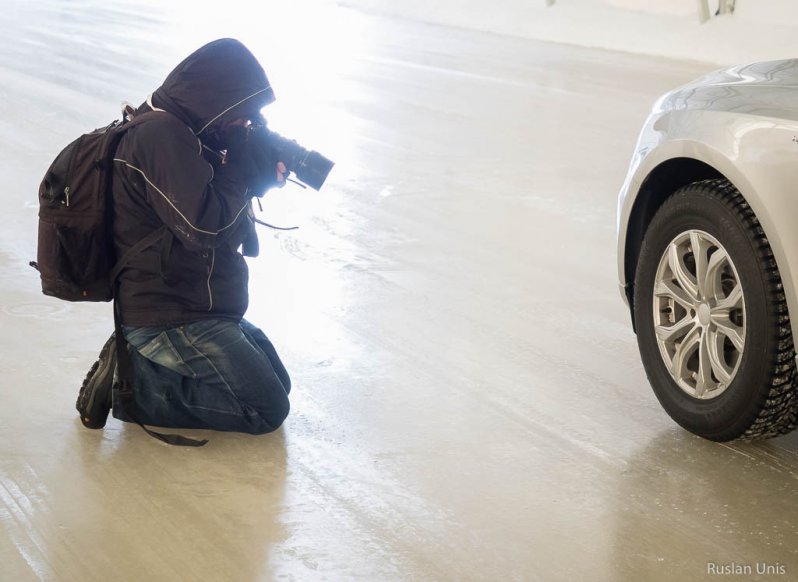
[112,319,291,435]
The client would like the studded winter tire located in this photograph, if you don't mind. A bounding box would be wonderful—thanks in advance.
[633,179,798,440]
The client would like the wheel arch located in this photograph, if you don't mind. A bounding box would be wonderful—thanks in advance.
[623,158,725,330]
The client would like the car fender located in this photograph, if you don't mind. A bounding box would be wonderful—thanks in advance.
[618,109,798,346]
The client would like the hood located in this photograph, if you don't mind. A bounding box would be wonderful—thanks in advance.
[151,38,275,136]
[653,59,798,121]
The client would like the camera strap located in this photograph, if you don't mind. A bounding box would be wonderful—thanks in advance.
[251,197,298,232]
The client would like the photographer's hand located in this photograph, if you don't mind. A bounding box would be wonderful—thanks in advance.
[276,161,287,186]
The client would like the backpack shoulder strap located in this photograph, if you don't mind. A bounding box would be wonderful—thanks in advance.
[107,109,176,283]
[116,109,172,136]
[109,225,167,283]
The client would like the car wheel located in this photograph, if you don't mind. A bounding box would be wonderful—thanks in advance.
[633,179,798,440]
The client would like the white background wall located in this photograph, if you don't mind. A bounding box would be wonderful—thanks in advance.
[342,0,798,66]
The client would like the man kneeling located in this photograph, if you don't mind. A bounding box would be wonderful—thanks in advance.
[76,39,291,436]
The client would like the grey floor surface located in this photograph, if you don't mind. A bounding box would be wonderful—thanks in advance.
[2,2,798,581]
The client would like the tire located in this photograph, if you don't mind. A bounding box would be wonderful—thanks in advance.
[633,179,798,441]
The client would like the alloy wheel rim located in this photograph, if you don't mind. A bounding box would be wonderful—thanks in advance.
[652,230,746,399]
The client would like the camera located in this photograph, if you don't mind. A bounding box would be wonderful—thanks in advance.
[248,123,334,191]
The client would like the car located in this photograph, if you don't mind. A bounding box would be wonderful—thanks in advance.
[617,59,798,441]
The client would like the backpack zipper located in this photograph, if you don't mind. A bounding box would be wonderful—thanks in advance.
[61,132,87,207]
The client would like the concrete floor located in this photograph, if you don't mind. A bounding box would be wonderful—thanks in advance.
[2,2,798,581]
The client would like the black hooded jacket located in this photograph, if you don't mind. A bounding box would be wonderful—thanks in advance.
[111,39,276,326]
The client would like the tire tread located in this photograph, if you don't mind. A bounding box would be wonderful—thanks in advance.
[699,179,798,439]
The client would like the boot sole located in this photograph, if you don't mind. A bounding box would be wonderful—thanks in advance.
[76,339,116,429]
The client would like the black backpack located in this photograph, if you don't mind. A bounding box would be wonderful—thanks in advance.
[32,110,165,301]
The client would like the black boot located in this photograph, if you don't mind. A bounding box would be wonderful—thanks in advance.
[75,334,117,429]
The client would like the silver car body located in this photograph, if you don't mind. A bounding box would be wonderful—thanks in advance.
[617,59,798,352]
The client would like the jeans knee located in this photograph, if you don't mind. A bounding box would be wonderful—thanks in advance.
[271,397,290,428]
[246,396,290,435]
